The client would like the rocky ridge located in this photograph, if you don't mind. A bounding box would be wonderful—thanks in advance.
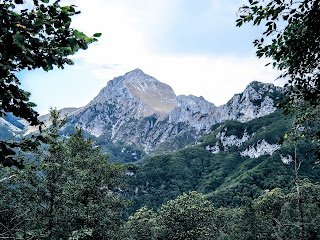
[63,69,284,155]
[0,69,285,158]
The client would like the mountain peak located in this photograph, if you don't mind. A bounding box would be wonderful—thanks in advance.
[126,68,144,75]
[124,68,146,79]
[123,69,178,114]
[123,68,159,85]
[246,81,280,92]
[92,69,178,115]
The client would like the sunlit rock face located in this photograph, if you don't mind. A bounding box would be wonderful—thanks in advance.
[124,70,178,115]
[7,69,284,155]
[216,129,256,150]
[91,69,178,117]
[215,81,284,123]
[240,139,281,158]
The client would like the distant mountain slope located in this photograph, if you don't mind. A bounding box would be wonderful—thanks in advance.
[62,69,284,159]
[0,113,27,141]
[124,110,320,212]
[0,69,285,162]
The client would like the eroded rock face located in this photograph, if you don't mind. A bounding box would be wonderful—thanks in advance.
[169,95,217,131]
[206,143,220,154]
[204,127,281,159]
[240,140,281,158]
[215,82,284,123]
[8,69,284,155]
[216,129,256,150]
[57,71,285,153]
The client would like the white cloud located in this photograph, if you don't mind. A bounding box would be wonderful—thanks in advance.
[16,0,286,116]
[62,0,284,106]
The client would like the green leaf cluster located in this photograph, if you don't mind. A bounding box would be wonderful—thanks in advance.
[0,110,126,239]
[124,182,320,239]
[124,191,215,240]
[0,0,101,167]
[212,181,320,239]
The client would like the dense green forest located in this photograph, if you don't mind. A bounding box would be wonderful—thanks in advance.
[1,110,320,239]
[124,111,320,211]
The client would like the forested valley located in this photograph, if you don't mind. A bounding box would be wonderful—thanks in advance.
[1,0,320,239]
[1,109,320,239]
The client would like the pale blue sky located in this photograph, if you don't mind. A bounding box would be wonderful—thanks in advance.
[149,0,260,55]
[19,0,282,115]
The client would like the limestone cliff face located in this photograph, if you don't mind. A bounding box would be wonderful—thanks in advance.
[169,95,217,131]
[215,81,284,123]
[63,70,284,154]
[2,69,284,156]
[66,69,180,153]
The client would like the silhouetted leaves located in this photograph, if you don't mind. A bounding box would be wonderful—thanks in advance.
[237,0,320,159]
[0,0,100,167]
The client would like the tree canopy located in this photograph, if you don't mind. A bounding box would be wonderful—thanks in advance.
[123,191,215,240]
[0,110,127,239]
[0,0,100,167]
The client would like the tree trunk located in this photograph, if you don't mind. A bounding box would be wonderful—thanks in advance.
[294,144,305,240]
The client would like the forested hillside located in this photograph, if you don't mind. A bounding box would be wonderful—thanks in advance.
[1,112,319,239]
[125,111,320,212]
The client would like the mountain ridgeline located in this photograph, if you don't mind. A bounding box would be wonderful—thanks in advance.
[1,69,284,162]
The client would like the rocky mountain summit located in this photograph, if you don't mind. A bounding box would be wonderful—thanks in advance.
[0,69,284,160]
[90,69,178,116]
[64,69,283,155]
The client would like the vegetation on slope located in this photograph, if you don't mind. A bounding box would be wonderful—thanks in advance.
[125,111,320,213]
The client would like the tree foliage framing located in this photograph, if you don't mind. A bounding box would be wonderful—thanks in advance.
[236,0,320,159]
[0,0,100,167]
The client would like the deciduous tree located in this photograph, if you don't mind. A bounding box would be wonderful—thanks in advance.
[0,110,127,239]
[157,191,215,240]
[0,0,100,167]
